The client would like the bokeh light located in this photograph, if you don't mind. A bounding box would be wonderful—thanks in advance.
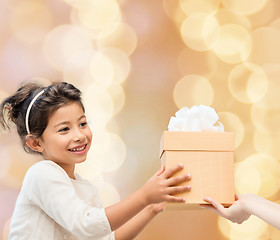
[180,13,220,51]
[234,161,261,194]
[253,64,280,110]
[43,25,93,72]
[89,47,131,86]
[251,104,280,134]
[228,62,268,103]
[218,216,268,240]
[95,181,121,207]
[245,153,280,198]
[77,0,121,30]
[230,216,268,239]
[97,23,138,56]
[179,0,220,15]
[215,8,252,30]
[87,131,126,173]
[83,84,114,131]
[213,24,252,64]
[173,74,214,108]
[222,0,268,15]
[218,111,244,148]
[253,129,280,159]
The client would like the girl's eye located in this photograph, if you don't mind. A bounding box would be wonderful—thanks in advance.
[80,122,87,127]
[58,127,69,132]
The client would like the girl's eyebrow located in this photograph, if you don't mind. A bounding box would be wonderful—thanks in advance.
[54,115,86,128]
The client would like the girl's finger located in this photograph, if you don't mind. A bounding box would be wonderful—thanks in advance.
[167,185,191,195]
[156,165,165,176]
[166,174,191,186]
[163,163,184,178]
[165,195,186,203]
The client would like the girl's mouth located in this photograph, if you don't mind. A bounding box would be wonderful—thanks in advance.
[68,144,87,154]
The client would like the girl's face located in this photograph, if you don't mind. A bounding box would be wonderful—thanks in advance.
[38,102,92,177]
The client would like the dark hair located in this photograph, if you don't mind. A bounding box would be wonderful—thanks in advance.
[0,81,84,154]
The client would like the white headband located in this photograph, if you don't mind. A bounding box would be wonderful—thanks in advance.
[25,89,45,135]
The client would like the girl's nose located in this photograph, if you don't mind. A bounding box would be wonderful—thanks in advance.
[73,129,86,142]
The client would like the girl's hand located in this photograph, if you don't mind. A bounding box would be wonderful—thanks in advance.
[203,195,251,224]
[141,164,191,205]
[149,203,164,215]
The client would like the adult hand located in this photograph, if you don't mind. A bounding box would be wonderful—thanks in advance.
[203,195,251,224]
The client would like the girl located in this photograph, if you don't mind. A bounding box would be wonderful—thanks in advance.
[0,81,191,240]
[203,194,280,230]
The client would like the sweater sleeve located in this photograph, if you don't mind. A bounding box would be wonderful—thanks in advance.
[24,161,114,240]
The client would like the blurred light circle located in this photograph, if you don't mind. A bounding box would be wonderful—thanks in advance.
[213,24,252,64]
[248,27,280,66]
[70,8,118,40]
[11,1,52,44]
[251,104,280,134]
[90,48,131,86]
[77,0,121,30]
[222,0,268,15]
[88,132,126,172]
[218,112,244,148]
[173,74,214,108]
[234,161,261,194]
[162,0,186,25]
[95,181,120,207]
[43,25,93,72]
[63,62,94,87]
[254,64,280,110]
[180,13,220,51]
[215,8,252,30]
[179,0,220,15]
[229,216,268,239]
[177,47,218,78]
[245,153,280,198]
[228,62,268,103]
[253,129,280,159]
[90,51,114,88]
[97,23,138,56]
[75,162,104,184]
[107,85,125,114]
[84,84,114,131]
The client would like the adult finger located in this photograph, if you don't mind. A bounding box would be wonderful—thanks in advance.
[204,197,226,216]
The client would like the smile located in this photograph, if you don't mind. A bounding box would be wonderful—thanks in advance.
[68,144,87,152]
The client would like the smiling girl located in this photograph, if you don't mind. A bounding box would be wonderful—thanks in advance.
[0,81,191,240]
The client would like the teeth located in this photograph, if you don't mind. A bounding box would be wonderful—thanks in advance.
[69,145,86,152]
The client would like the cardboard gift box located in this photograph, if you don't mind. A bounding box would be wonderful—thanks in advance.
[160,131,235,210]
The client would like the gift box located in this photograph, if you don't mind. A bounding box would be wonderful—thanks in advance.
[160,130,235,210]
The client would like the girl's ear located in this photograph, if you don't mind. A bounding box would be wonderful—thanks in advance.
[25,135,44,153]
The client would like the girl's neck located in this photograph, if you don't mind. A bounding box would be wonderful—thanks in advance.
[56,162,76,179]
